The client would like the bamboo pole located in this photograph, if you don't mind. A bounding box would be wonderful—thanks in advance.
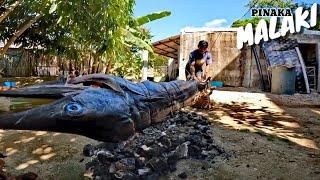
[295,47,311,94]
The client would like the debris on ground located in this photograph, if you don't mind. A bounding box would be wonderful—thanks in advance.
[84,111,230,179]
[192,88,215,110]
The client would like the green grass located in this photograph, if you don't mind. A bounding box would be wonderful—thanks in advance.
[266,135,276,141]
[239,129,251,133]
[254,131,292,144]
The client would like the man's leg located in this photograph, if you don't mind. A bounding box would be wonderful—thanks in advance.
[185,64,192,80]
[196,71,203,82]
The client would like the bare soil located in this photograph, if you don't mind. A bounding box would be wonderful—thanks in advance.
[169,88,320,180]
[1,87,320,179]
[0,131,96,180]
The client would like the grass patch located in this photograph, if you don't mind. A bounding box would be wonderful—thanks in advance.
[239,129,251,133]
[254,130,266,137]
[253,131,293,145]
[278,137,294,145]
[266,135,276,141]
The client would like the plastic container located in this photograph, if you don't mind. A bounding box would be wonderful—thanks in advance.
[210,81,223,87]
[2,81,16,87]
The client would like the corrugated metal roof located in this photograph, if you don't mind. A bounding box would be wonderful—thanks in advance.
[152,35,180,60]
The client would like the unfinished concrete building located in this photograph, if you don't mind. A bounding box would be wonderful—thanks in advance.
[152,29,320,93]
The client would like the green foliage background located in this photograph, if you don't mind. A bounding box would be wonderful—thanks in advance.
[231,0,319,30]
[0,0,171,78]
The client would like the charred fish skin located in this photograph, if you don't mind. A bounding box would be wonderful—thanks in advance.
[0,75,198,142]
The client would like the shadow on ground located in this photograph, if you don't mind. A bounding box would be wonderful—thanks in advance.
[188,89,320,150]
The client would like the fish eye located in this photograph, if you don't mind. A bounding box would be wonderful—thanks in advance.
[65,102,83,116]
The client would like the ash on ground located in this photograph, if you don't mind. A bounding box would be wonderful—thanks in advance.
[84,111,230,180]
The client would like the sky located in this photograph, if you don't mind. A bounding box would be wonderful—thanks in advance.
[134,0,320,42]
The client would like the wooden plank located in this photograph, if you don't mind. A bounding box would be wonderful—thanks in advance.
[252,46,266,91]
[154,47,177,55]
[295,47,311,94]
[155,52,177,59]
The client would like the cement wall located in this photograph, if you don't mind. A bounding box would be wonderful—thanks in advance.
[178,31,263,88]
[178,30,320,90]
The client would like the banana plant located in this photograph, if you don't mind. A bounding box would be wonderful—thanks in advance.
[123,11,171,53]
[136,11,171,26]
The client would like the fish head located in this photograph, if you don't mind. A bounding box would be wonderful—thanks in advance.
[0,88,134,142]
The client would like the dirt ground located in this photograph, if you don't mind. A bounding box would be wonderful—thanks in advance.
[0,130,97,179]
[1,88,320,179]
[170,88,320,180]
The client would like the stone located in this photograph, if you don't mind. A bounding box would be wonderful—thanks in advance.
[109,163,116,173]
[172,142,189,159]
[97,150,115,163]
[147,158,168,172]
[206,138,214,144]
[202,133,212,140]
[138,168,151,176]
[187,135,202,146]
[178,172,187,179]
[84,111,228,179]
[83,144,96,157]
[115,158,135,171]
[168,124,177,129]
[114,170,125,179]
[135,157,146,169]
[188,145,201,157]
[141,145,151,151]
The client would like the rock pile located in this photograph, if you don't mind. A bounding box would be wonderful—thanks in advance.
[84,111,230,180]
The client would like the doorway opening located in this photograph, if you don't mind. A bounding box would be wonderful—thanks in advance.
[299,43,318,91]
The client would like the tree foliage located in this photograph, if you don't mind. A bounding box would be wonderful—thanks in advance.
[0,0,171,76]
[246,0,295,8]
[231,17,266,28]
[231,0,319,28]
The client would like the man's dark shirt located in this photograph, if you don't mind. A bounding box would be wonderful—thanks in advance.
[185,49,213,75]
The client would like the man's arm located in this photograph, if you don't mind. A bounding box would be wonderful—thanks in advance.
[188,52,196,78]
[205,52,213,78]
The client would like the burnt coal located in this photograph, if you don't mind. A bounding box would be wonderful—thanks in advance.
[178,172,188,179]
[83,144,97,157]
[84,111,229,179]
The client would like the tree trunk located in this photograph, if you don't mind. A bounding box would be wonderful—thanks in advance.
[106,60,112,74]
[0,0,22,23]
[96,62,100,73]
[105,53,115,74]
[91,55,97,74]
[0,14,42,55]
[88,53,92,74]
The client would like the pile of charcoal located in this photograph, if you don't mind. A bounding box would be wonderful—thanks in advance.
[84,111,229,180]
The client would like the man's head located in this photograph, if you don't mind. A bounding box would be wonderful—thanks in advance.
[198,40,209,53]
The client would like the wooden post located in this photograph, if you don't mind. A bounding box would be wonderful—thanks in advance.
[167,58,174,81]
[141,50,149,81]
[295,47,311,94]
[178,32,186,80]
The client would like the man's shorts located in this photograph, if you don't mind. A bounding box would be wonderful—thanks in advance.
[185,68,203,81]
